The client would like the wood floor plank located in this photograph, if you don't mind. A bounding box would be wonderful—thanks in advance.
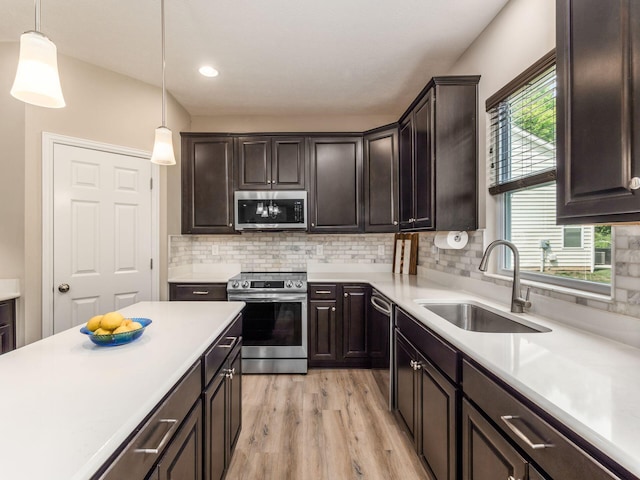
[226,369,427,480]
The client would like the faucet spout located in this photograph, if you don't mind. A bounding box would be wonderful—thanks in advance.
[479,240,531,313]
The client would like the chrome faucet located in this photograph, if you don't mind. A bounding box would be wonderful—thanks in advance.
[478,240,531,313]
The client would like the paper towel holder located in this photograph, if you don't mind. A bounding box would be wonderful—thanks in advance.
[434,231,469,250]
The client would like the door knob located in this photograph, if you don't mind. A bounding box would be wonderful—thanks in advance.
[58,283,70,293]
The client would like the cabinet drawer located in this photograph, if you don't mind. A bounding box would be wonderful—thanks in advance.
[396,308,459,384]
[97,362,202,480]
[309,284,337,300]
[170,283,227,301]
[204,314,242,388]
[462,360,620,480]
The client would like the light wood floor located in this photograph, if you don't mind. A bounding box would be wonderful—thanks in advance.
[225,369,427,480]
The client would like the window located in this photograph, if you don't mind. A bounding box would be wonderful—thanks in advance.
[487,52,611,294]
[563,226,583,248]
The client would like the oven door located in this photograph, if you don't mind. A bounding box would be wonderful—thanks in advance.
[228,293,308,360]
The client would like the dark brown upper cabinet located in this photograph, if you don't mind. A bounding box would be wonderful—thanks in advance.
[398,76,479,232]
[364,125,399,232]
[236,136,305,190]
[181,134,235,234]
[556,0,640,223]
[308,136,363,233]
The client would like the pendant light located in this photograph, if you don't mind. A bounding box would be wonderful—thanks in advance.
[150,0,176,166]
[11,0,65,108]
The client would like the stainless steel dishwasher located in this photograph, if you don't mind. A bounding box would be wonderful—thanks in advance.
[370,290,393,409]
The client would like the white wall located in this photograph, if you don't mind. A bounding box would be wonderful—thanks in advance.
[445,0,556,235]
[0,43,190,345]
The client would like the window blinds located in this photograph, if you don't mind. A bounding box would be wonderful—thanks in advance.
[487,55,557,195]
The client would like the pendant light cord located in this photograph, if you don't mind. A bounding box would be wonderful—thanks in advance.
[161,0,167,127]
[34,0,41,32]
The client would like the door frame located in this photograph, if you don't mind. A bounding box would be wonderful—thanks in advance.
[41,132,160,337]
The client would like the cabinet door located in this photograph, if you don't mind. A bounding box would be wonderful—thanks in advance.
[204,373,226,480]
[308,137,363,233]
[341,286,369,360]
[419,354,458,480]
[157,401,203,480]
[181,135,234,234]
[461,399,527,480]
[364,127,399,232]
[272,137,305,189]
[398,116,414,229]
[308,300,338,364]
[228,345,243,454]
[394,332,417,442]
[0,300,15,354]
[557,0,640,223]
[236,137,271,190]
[413,92,435,230]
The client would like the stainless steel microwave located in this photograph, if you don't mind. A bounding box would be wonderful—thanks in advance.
[234,191,307,231]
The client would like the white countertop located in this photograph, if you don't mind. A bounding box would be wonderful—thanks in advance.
[0,278,20,301]
[0,301,244,480]
[168,263,241,283]
[309,271,640,478]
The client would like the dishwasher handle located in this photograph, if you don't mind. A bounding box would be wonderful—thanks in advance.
[370,294,392,317]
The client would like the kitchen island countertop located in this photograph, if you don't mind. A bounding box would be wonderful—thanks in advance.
[0,300,244,480]
[309,271,640,479]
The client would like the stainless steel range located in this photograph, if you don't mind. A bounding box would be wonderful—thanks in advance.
[227,272,307,374]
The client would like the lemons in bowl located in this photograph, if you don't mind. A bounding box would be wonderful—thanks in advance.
[80,312,152,346]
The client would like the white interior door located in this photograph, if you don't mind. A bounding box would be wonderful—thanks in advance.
[52,143,154,333]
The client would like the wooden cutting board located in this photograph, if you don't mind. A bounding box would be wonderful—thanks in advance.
[392,233,418,274]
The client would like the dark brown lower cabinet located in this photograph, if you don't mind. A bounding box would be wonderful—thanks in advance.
[155,401,203,480]
[308,284,369,367]
[169,283,228,301]
[204,339,243,480]
[308,299,338,363]
[461,398,526,480]
[0,299,16,354]
[394,331,458,480]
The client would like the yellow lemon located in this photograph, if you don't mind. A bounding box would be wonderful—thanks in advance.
[94,327,112,336]
[122,318,132,327]
[86,315,103,332]
[129,321,143,331]
[113,325,131,334]
[101,311,124,330]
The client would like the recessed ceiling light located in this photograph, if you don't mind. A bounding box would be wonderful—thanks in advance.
[199,66,219,78]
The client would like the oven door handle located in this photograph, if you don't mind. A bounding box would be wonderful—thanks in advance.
[228,294,308,303]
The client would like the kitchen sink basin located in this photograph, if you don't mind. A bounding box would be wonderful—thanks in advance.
[420,303,551,333]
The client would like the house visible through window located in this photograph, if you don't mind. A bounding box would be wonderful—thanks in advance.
[486,51,611,294]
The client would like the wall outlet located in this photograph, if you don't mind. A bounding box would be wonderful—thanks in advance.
[211,245,219,256]
[316,244,323,256]
[378,245,385,256]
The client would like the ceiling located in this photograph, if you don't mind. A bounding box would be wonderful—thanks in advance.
[0,0,510,117]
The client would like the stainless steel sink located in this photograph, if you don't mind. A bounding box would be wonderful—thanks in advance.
[420,303,551,333]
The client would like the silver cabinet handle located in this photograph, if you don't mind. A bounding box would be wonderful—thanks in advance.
[225,367,236,380]
[134,419,178,454]
[229,223,233,227]
[409,360,421,370]
[311,223,315,227]
[344,293,349,297]
[331,306,336,312]
[393,220,398,225]
[315,290,332,294]
[500,416,554,450]
[630,177,640,190]
[192,290,209,295]
[219,336,237,348]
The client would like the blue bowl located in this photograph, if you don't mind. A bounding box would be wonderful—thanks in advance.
[80,317,152,346]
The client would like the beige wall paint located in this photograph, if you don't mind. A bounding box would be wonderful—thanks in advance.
[0,43,26,345]
[190,114,396,133]
[0,43,189,344]
[445,0,555,233]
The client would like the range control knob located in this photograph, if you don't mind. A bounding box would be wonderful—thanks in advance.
[285,280,293,288]
[231,281,239,288]
[295,281,303,288]
[242,280,250,288]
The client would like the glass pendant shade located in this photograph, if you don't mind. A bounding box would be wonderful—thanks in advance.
[11,31,65,108]
[150,126,176,165]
